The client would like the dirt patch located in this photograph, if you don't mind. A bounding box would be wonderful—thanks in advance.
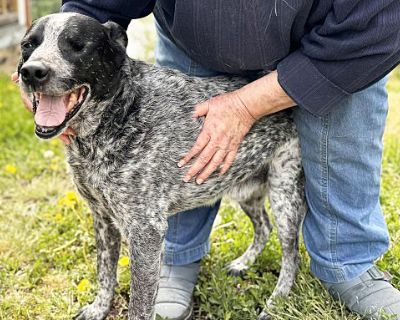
[0,45,20,75]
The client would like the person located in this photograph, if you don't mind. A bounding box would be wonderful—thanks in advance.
[16,1,400,319]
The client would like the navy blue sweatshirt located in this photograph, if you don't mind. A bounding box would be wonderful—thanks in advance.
[61,0,400,115]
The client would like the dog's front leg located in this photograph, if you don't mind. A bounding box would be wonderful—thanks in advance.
[75,213,121,320]
[128,217,167,320]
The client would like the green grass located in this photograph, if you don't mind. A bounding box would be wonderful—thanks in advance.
[0,69,399,320]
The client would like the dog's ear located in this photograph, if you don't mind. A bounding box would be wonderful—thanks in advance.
[103,21,128,49]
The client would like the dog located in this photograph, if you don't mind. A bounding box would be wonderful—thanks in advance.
[18,13,306,320]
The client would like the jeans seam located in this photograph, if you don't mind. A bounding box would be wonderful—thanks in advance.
[320,117,337,267]
[322,115,347,282]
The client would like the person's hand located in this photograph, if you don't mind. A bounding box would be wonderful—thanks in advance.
[11,72,76,144]
[11,72,32,111]
[178,71,296,184]
[178,91,256,184]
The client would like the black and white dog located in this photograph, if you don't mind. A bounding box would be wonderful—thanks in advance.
[18,13,306,320]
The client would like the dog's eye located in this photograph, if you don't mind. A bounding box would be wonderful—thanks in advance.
[68,39,85,52]
[21,41,34,50]
[21,35,41,50]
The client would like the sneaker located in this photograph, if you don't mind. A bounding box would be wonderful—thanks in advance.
[322,266,400,319]
[155,262,200,320]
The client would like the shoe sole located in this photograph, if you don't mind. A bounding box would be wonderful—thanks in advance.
[184,303,194,320]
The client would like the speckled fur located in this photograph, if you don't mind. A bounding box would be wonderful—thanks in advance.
[19,13,307,320]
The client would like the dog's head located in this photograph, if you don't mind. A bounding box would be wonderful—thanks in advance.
[19,13,128,139]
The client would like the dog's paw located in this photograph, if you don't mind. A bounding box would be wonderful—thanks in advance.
[74,302,110,320]
[257,310,272,320]
[225,259,249,277]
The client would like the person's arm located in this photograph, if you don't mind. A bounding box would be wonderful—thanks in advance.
[180,0,400,183]
[61,0,156,29]
[277,0,400,116]
[179,71,295,185]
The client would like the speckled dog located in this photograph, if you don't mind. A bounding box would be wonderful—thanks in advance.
[18,13,306,320]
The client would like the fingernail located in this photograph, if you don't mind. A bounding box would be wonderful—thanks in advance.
[177,161,184,168]
[196,179,204,185]
[183,176,190,183]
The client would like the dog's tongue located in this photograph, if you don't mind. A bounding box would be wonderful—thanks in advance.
[34,94,67,127]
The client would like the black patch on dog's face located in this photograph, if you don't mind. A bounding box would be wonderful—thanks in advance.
[57,15,127,100]
[18,20,45,73]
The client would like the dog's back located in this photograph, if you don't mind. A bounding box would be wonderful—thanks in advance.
[65,60,297,215]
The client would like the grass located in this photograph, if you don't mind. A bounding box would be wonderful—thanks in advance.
[0,66,399,319]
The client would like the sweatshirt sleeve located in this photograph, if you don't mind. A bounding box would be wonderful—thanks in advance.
[61,0,156,29]
[277,0,400,115]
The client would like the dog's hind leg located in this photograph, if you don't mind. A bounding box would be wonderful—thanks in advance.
[226,187,272,276]
[75,212,121,320]
[258,138,306,320]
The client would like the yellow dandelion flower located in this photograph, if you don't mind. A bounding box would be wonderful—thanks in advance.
[55,213,63,221]
[77,278,90,292]
[66,191,78,202]
[118,256,130,267]
[4,164,17,174]
[58,191,78,208]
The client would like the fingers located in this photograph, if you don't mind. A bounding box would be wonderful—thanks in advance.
[21,92,33,112]
[196,149,228,184]
[12,71,33,112]
[58,128,77,145]
[182,138,218,182]
[220,150,237,176]
[193,100,210,118]
[178,92,254,184]
[64,127,77,136]
[11,72,18,83]
[59,134,71,145]
[183,136,230,183]
[178,131,210,168]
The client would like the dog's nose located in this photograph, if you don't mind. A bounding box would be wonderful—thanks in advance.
[20,61,50,86]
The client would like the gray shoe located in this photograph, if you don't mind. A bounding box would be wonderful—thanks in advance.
[155,262,200,320]
[322,266,400,319]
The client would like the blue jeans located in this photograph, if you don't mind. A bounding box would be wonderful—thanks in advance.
[155,22,390,283]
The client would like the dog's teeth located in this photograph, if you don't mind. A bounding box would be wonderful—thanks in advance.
[68,92,78,110]
[78,87,86,103]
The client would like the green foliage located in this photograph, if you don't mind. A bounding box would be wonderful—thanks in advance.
[0,70,399,320]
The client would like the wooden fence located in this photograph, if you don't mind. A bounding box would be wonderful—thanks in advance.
[0,0,18,14]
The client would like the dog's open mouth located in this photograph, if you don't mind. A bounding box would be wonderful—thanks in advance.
[33,86,89,139]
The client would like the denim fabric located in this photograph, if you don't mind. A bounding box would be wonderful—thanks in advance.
[155,21,390,282]
[294,77,390,282]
